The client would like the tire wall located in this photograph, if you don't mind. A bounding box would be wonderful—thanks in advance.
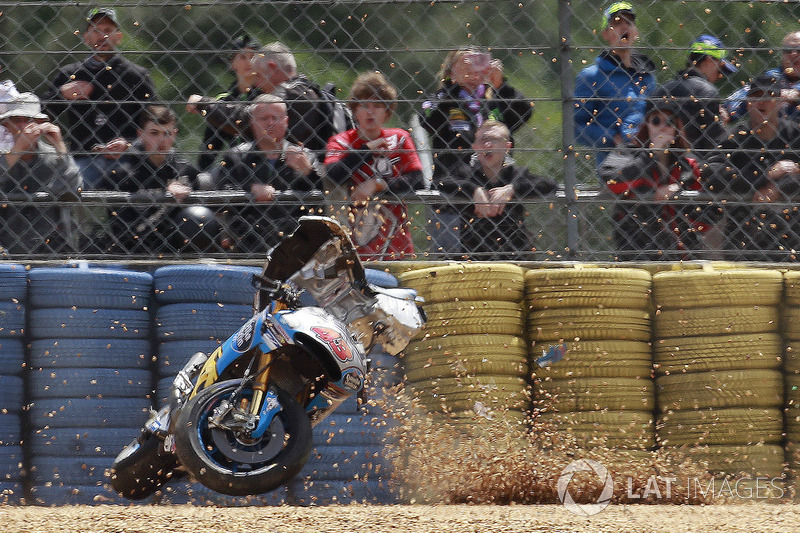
[3,262,800,505]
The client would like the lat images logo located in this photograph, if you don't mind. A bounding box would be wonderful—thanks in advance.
[557,459,614,516]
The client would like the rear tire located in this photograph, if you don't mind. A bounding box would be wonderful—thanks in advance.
[174,379,312,496]
[109,432,181,500]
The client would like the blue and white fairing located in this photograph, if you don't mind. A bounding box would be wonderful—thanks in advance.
[204,305,368,415]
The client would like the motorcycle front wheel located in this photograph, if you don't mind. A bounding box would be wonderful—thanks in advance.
[109,431,182,500]
[174,379,312,496]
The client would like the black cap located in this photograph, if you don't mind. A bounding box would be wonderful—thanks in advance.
[232,33,261,54]
[645,85,681,116]
[747,74,781,97]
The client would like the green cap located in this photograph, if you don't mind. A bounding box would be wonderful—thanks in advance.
[601,2,635,30]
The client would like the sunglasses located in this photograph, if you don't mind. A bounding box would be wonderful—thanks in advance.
[647,115,676,127]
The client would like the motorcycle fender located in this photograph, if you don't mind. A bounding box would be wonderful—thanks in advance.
[251,389,281,439]
[275,307,368,378]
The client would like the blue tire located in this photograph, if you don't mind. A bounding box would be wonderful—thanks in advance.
[0,339,25,375]
[0,446,24,480]
[29,398,151,429]
[30,427,147,458]
[300,444,387,481]
[28,368,152,400]
[157,339,221,377]
[0,264,27,301]
[29,308,151,339]
[0,413,22,446]
[155,303,251,341]
[153,265,260,305]
[31,455,119,486]
[0,302,25,338]
[289,478,396,505]
[365,268,399,288]
[30,483,125,506]
[0,482,24,504]
[28,268,153,309]
[29,338,152,370]
[0,376,23,413]
[314,413,393,447]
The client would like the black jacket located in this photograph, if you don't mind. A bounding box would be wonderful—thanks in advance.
[661,69,725,152]
[44,55,157,153]
[438,160,556,259]
[196,75,333,156]
[420,79,532,174]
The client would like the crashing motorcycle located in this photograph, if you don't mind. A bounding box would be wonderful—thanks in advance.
[109,216,426,498]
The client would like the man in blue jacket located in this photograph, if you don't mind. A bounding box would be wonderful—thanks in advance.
[574,2,655,169]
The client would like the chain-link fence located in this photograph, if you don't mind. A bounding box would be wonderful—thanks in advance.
[2,0,800,262]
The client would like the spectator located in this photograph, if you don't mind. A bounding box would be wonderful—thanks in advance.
[189,41,345,158]
[726,30,800,122]
[438,120,556,260]
[0,93,81,254]
[599,93,705,260]
[325,71,423,261]
[0,60,20,153]
[99,105,219,254]
[420,47,532,256]
[703,74,800,261]
[213,94,322,253]
[43,7,157,189]
[662,35,738,152]
[574,1,656,168]
[196,33,261,171]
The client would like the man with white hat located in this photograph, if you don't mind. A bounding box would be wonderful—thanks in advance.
[0,93,81,254]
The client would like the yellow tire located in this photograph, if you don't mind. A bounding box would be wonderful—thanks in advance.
[536,377,654,411]
[528,308,651,342]
[531,339,652,379]
[657,407,783,446]
[654,305,779,338]
[653,269,783,308]
[654,333,782,374]
[525,267,651,310]
[535,410,655,449]
[656,369,783,411]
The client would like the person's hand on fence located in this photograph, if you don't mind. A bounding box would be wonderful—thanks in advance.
[59,80,94,101]
[92,137,130,159]
[654,182,680,202]
[284,144,313,176]
[488,59,504,90]
[251,183,276,202]
[166,179,192,203]
[186,94,203,114]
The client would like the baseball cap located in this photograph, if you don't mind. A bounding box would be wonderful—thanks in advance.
[86,7,119,28]
[600,2,635,30]
[747,74,781,97]
[0,93,48,122]
[232,33,262,52]
[690,34,738,74]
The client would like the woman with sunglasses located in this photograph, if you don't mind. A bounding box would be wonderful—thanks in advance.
[599,91,706,260]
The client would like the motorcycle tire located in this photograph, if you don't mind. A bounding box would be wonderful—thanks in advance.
[174,379,313,497]
[109,431,182,500]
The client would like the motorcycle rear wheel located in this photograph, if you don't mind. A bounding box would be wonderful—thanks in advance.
[174,379,312,496]
[109,431,181,500]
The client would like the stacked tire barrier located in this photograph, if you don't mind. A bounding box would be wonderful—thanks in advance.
[783,271,800,482]
[396,263,529,425]
[0,264,28,503]
[526,268,655,452]
[150,264,286,505]
[7,261,800,505]
[653,270,785,481]
[26,267,154,504]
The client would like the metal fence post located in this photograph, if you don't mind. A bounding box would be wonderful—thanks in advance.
[559,0,579,258]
